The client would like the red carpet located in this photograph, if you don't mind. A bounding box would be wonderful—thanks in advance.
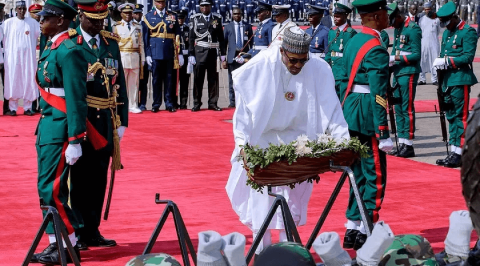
[415,98,478,113]
[0,108,475,265]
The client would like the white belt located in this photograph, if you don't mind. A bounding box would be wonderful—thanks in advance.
[220,4,226,6]
[247,4,254,6]
[399,51,412,56]
[45,87,65,97]
[196,41,219,48]
[331,52,343,57]
[312,52,325,58]
[254,45,267,50]
[352,84,370,93]
[182,49,188,55]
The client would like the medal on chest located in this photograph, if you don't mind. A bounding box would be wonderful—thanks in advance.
[212,20,218,29]
[284,91,295,101]
[43,61,50,82]
[25,31,29,35]
[315,37,319,48]
[339,39,343,51]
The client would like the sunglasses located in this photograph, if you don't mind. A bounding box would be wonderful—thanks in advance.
[283,50,309,65]
[233,13,242,15]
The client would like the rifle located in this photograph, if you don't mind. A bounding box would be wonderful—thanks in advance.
[387,67,400,153]
[435,68,450,155]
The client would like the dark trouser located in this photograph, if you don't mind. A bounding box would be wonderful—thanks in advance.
[138,62,149,108]
[1,67,8,114]
[227,61,241,106]
[173,58,190,107]
[151,58,174,109]
[393,73,418,139]
[346,131,387,223]
[445,85,471,147]
[70,141,111,240]
[37,142,82,234]
[477,6,480,36]
[193,51,219,107]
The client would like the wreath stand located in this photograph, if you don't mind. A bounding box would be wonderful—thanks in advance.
[142,193,197,266]
[244,161,373,265]
[22,198,81,266]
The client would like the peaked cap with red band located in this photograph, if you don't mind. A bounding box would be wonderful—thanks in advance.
[75,0,109,18]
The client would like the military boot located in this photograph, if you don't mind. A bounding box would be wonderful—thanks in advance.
[436,153,453,166]
[30,242,58,263]
[389,143,405,156]
[444,153,462,168]
[397,145,415,158]
[343,229,359,249]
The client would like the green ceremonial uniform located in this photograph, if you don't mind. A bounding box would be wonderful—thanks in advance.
[69,26,128,241]
[324,24,357,100]
[35,31,88,234]
[439,20,477,147]
[342,27,389,223]
[380,29,389,48]
[391,17,422,140]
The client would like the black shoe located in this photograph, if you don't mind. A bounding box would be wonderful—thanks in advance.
[353,232,367,250]
[397,145,415,158]
[84,235,117,247]
[139,105,147,111]
[76,241,88,250]
[166,106,177,112]
[31,243,58,263]
[4,110,11,115]
[436,153,452,166]
[151,107,159,113]
[179,105,187,110]
[10,110,16,116]
[343,229,359,249]
[24,109,34,116]
[444,153,462,168]
[191,105,201,112]
[418,81,426,85]
[389,143,405,156]
[208,105,222,111]
[37,244,81,265]
[432,81,438,86]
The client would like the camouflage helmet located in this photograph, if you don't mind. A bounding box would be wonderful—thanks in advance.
[125,253,182,266]
[254,242,316,266]
[379,235,439,266]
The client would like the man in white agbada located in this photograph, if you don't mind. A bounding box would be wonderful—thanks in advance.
[226,26,350,254]
[270,5,298,47]
[3,0,40,116]
[418,2,440,85]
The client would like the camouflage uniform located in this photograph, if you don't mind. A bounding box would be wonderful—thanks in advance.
[379,234,439,266]
[254,242,316,266]
[125,253,182,266]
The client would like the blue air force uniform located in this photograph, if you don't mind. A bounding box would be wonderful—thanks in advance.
[218,0,228,22]
[305,5,329,57]
[142,7,181,112]
[245,1,275,57]
[245,0,256,23]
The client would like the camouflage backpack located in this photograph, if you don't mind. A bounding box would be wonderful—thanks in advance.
[125,253,182,266]
[379,234,439,266]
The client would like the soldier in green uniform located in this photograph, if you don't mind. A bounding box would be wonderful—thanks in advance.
[380,29,389,48]
[31,0,85,263]
[434,1,478,168]
[388,2,422,158]
[69,0,129,250]
[341,0,392,250]
[324,2,357,100]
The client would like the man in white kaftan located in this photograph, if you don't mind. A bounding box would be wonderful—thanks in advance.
[226,26,350,254]
[270,5,298,47]
[418,2,440,85]
[3,0,40,115]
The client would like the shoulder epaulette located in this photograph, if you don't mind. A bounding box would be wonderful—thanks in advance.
[68,28,78,38]
[114,21,124,26]
[62,38,75,49]
[212,12,222,18]
[100,30,121,42]
[191,13,202,18]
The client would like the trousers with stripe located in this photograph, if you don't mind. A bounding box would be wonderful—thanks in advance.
[346,130,387,223]
[36,142,82,234]
[393,73,418,139]
[445,85,471,147]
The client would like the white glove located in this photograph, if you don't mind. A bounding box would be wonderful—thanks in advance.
[235,56,245,64]
[389,55,396,63]
[188,56,196,65]
[378,138,394,153]
[221,55,226,62]
[178,54,184,67]
[187,62,194,74]
[433,57,447,70]
[117,126,126,141]
[146,56,153,67]
[65,143,82,165]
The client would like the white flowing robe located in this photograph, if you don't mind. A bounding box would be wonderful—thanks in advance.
[226,47,350,231]
[3,16,40,101]
[419,16,440,73]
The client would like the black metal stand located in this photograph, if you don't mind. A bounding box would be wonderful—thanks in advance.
[22,199,81,266]
[305,162,373,250]
[244,186,302,265]
[143,193,197,266]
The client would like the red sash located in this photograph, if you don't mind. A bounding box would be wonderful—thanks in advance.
[36,79,108,150]
[341,37,381,106]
